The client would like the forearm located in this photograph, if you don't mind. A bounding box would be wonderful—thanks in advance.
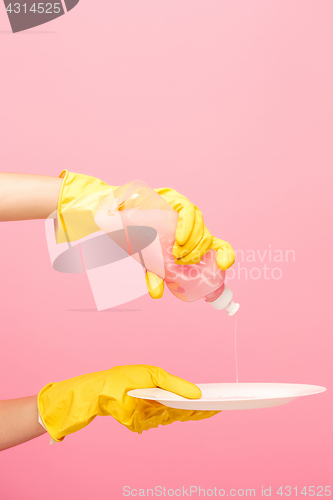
[0,173,63,221]
[0,396,47,451]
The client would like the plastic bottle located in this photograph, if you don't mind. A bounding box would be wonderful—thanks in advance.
[94,180,239,315]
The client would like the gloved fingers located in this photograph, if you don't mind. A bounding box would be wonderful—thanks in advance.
[174,202,196,246]
[129,402,221,433]
[154,188,188,211]
[149,367,202,399]
[154,187,202,247]
[211,237,236,270]
[172,208,204,259]
[171,409,221,422]
[145,271,164,299]
[174,223,213,265]
[128,400,169,433]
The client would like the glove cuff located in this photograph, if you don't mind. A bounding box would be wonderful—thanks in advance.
[37,383,66,442]
[56,170,115,244]
[37,372,109,441]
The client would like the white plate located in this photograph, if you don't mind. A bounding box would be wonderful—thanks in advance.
[128,383,326,410]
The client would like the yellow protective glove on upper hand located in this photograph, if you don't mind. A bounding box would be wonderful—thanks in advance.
[56,169,117,244]
[211,236,236,271]
[57,173,212,263]
[56,171,235,300]
[155,188,213,265]
[37,365,219,441]
[147,189,235,299]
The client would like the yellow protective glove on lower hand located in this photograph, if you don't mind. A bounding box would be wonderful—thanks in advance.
[37,365,219,441]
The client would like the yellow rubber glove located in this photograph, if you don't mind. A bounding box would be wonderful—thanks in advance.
[155,188,213,264]
[38,365,219,441]
[56,171,235,299]
[211,236,236,271]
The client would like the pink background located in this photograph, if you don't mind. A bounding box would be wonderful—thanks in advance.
[0,1,332,498]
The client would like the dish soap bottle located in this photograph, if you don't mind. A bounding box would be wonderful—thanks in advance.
[94,180,239,315]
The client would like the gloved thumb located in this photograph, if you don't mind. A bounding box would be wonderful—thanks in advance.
[211,237,235,270]
[149,366,202,399]
[145,271,164,299]
[174,202,196,246]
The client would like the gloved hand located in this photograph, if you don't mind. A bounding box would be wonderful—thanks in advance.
[38,365,220,441]
[146,188,235,299]
[56,171,235,299]
[155,188,213,264]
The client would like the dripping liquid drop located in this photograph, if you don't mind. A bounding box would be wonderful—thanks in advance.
[234,312,239,383]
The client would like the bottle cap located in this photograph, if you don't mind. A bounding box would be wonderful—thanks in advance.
[225,301,240,316]
[209,286,240,315]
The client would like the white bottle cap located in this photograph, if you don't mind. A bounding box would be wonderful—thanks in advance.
[209,286,240,316]
[225,301,240,316]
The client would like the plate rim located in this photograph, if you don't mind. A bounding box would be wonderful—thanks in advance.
[127,383,327,403]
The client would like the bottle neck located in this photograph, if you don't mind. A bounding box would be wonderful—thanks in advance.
[206,285,240,315]
[205,283,225,304]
